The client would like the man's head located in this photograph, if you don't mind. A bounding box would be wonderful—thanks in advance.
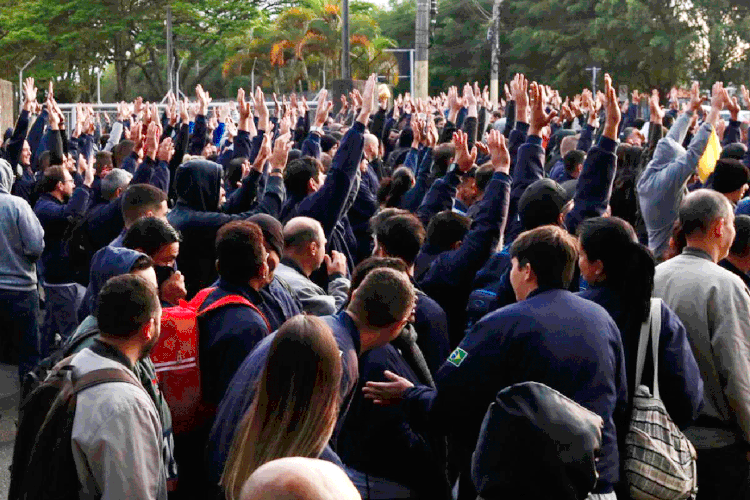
[121,184,168,228]
[285,157,324,198]
[720,142,748,161]
[283,217,326,276]
[728,215,750,273]
[122,216,182,268]
[711,158,749,204]
[563,150,586,179]
[432,143,456,178]
[425,210,471,252]
[112,140,135,169]
[622,127,644,147]
[320,134,339,157]
[39,165,75,201]
[248,214,285,281]
[94,151,114,179]
[95,274,161,359]
[509,225,578,301]
[363,133,379,161]
[517,179,573,230]
[679,189,735,262]
[216,221,269,289]
[226,157,250,189]
[474,164,495,198]
[347,267,415,351]
[456,168,480,207]
[101,168,132,201]
[239,458,360,500]
[372,210,425,269]
[559,135,578,158]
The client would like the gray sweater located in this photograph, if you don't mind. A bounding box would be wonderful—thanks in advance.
[655,248,750,446]
[0,159,44,291]
[275,262,350,316]
[636,113,713,259]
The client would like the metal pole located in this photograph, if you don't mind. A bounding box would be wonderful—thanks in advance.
[323,59,327,89]
[97,70,102,104]
[586,66,601,94]
[409,49,415,97]
[341,0,351,81]
[17,55,36,112]
[415,0,429,98]
[251,57,257,91]
[490,0,503,106]
[166,5,174,95]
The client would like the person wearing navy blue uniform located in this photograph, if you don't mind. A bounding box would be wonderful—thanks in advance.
[371,209,450,376]
[205,264,416,490]
[365,224,628,500]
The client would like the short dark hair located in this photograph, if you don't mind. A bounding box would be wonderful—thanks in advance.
[432,143,455,177]
[216,221,266,284]
[731,215,750,257]
[112,140,135,169]
[425,211,471,251]
[721,143,748,161]
[374,212,425,265]
[475,164,495,192]
[284,157,321,198]
[226,157,247,187]
[349,257,408,301]
[348,268,415,328]
[96,274,160,339]
[678,189,732,238]
[563,150,586,175]
[122,184,167,226]
[122,217,182,257]
[510,225,578,290]
[39,166,67,193]
[94,151,113,175]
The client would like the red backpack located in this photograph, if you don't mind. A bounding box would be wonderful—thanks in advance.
[151,287,270,435]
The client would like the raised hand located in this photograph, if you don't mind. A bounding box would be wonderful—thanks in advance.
[689,81,705,113]
[602,73,621,140]
[157,137,174,163]
[464,82,477,110]
[529,81,557,136]
[725,92,741,121]
[742,85,750,109]
[453,130,477,172]
[269,132,292,173]
[314,89,333,128]
[357,73,377,125]
[22,78,37,112]
[196,85,211,116]
[255,86,270,132]
[649,89,664,124]
[512,74,529,123]
[487,129,510,174]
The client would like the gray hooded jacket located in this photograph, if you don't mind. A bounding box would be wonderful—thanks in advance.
[0,159,44,291]
[636,112,714,259]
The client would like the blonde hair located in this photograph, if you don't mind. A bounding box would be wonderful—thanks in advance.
[221,315,343,500]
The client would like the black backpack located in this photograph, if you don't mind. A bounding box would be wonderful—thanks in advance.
[9,358,141,500]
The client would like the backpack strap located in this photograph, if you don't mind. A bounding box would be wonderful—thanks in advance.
[197,293,271,333]
[189,287,218,311]
[72,367,142,395]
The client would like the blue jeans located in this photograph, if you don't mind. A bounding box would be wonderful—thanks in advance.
[0,288,41,380]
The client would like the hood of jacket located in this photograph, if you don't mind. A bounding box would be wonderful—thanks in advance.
[87,246,149,312]
[472,381,603,500]
[174,159,223,212]
[0,159,14,193]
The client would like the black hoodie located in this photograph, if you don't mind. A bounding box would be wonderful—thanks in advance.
[167,159,284,296]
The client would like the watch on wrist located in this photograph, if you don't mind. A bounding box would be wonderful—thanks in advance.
[271,168,284,175]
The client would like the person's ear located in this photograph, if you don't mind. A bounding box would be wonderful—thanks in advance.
[309,240,318,257]
[521,261,535,284]
[307,177,317,194]
[713,218,725,238]
[140,318,156,342]
[145,210,154,218]
[114,187,123,198]
[451,240,462,251]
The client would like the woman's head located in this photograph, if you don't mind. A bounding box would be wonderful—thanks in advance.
[221,315,343,500]
[577,217,655,322]
[377,166,415,208]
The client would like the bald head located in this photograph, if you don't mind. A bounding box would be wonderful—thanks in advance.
[560,136,578,157]
[284,217,324,252]
[240,458,360,500]
[679,189,733,238]
[363,133,379,160]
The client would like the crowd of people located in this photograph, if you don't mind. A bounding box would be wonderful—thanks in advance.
[2,66,750,500]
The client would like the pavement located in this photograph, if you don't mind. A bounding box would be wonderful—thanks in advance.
[0,363,19,499]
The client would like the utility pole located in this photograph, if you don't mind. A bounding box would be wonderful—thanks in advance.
[341,0,351,82]
[166,4,174,95]
[415,0,429,99]
[585,66,601,94]
[489,0,502,106]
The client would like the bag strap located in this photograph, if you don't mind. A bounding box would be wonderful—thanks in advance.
[197,293,271,333]
[634,298,662,398]
[72,367,142,395]
[188,287,217,311]
[650,298,662,400]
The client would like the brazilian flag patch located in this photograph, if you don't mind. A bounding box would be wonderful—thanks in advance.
[447,347,468,367]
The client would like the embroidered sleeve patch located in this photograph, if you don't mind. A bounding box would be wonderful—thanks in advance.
[447,347,468,367]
